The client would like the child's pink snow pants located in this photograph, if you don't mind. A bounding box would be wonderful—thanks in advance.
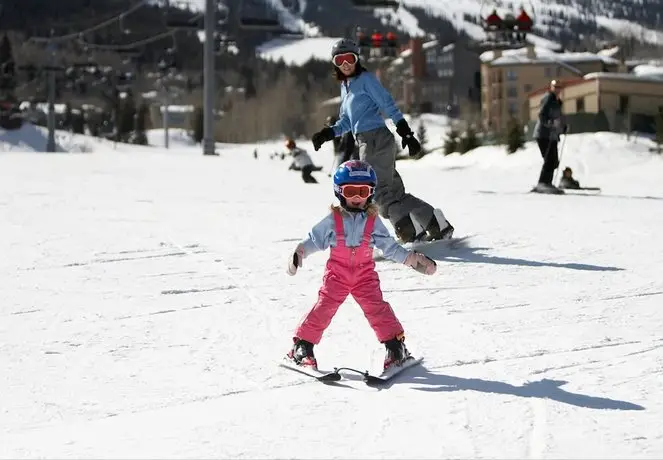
[295,212,404,344]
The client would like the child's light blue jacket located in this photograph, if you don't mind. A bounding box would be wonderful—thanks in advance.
[300,210,410,264]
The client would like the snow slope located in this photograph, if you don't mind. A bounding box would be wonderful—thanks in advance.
[1,130,663,458]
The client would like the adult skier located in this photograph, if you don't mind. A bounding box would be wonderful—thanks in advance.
[310,38,454,243]
[532,79,567,194]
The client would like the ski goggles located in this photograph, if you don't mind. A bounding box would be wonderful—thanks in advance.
[339,184,373,199]
[332,52,358,67]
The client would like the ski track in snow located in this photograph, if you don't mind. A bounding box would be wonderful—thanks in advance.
[1,129,663,457]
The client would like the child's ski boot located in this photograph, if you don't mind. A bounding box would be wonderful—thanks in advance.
[383,333,411,370]
[287,338,317,369]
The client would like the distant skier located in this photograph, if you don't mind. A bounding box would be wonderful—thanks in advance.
[285,160,436,371]
[532,79,568,194]
[285,138,319,184]
[310,38,454,243]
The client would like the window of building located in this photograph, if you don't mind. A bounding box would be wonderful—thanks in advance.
[544,67,552,77]
[426,51,436,67]
[556,66,562,77]
[506,70,517,81]
[619,95,629,114]
[508,102,517,115]
[524,83,532,93]
[507,86,518,98]
[576,97,585,112]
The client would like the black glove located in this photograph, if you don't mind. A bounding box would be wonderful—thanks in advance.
[311,127,335,151]
[395,119,421,156]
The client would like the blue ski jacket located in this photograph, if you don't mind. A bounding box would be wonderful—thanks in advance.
[330,71,404,137]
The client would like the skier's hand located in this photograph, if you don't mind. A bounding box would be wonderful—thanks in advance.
[395,118,421,156]
[404,252,436,275]
[402,135,421,156]
[287,244,305,276]
[311,127,335,151]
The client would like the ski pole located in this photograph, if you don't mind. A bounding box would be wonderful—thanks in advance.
[552,131,568,187]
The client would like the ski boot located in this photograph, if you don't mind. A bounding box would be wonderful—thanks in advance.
[423,209,454,242]
[394,215,418,243]
[383,333,411,370]
[287,338,317,369]
[532,182,564,195]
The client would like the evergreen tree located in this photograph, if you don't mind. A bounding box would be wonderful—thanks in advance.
[444,128,460,155]
[132,101,149,145]
[506,117,525,154]
[0,34,16,100]
[119,91,136,142]
[416,121,428,157]
[191,105,204,144]
[459,125,480,154]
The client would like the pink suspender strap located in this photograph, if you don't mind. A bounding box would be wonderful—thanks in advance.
[333,211,346,247]
[361,215,375,247]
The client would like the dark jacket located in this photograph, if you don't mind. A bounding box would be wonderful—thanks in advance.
[533,91,564,141]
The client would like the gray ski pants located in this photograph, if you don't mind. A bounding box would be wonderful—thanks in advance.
[355,126,435,229]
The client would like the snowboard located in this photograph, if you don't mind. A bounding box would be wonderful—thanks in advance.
[373,235,474,261]
[280,356,423,385]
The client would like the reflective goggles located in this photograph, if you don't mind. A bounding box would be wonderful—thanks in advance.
[340,184,373,199]
[332,52,358,67]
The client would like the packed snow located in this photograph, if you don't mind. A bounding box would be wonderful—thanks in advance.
[1,122,663,458]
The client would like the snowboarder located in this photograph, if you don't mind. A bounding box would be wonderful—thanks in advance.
[286,138,319,184]
[532,79,568,194]
[285,160,437,371]
[559,167,580,189]
[310,38,454,243]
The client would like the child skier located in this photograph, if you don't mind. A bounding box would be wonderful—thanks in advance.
[285,160,437,371]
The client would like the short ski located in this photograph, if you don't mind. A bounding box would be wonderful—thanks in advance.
[279,358,341,382]
[330,356,423,385]
[560,186,601,192]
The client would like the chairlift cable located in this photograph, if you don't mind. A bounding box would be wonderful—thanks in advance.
[29,0,150,44]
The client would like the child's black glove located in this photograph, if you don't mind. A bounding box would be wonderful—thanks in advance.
[395,119,421,156]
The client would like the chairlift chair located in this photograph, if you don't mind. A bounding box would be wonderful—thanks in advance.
[479,1,536,44]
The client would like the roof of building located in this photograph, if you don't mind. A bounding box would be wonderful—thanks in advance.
[481,46,620,68]
[527,71,663,99]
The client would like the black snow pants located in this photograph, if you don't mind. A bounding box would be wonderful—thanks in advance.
[537,138,559,185]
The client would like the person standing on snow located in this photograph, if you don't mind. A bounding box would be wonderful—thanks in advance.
[310,38,454,243]
[532,79,567,193]
[285,160,436,371]
[286,138,319,184]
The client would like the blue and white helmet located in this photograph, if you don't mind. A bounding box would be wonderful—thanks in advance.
[333,160,378,205]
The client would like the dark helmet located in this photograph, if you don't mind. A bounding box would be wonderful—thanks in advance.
[331,38,360,58]
[325,115,338,126]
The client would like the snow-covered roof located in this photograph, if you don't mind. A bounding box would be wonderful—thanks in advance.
[597,46,621,58]
[482,46,620,67]
[584,72,663,84]
[632,64,663,78]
